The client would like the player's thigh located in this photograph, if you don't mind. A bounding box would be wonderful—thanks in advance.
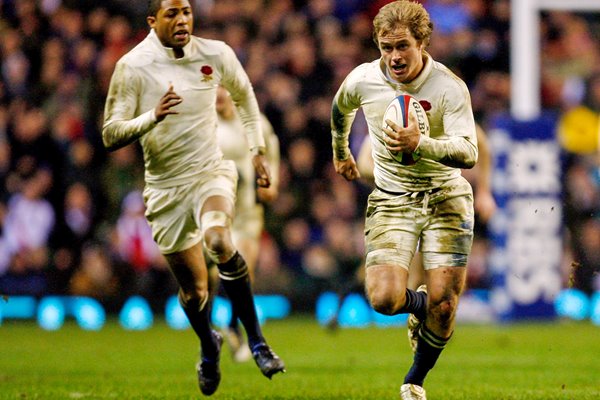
[364,193,421,270]
[144,183,204,255]
[199,160,238,216]
[420,192,474,258]
[365,264,409,302]
[408,252,425,290]
[364,198,419,307]
[198,162,239,248]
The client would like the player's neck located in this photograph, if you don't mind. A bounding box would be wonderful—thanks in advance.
[173,47,184,59]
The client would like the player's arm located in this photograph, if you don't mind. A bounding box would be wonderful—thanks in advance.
[416,84,478,169]
[331,78,361,181]
[473,123,497,222]
[257,115,280,203]
[102,63,179,152]
[383,111,423,154]
[221,45,270,187]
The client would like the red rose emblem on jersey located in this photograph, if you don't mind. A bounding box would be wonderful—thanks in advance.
[419,100,432,111]
[201,65,213,82]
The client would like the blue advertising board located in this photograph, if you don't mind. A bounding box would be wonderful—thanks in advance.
[487,112,563,320]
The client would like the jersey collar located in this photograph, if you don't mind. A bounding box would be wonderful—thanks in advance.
[148,29,193,59]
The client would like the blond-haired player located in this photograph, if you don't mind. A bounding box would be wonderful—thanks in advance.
[330,1,478,398]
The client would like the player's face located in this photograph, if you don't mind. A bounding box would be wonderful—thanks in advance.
[378,27,424,83]
[147,0,193,49]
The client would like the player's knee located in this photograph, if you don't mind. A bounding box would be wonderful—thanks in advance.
[368,290,402,315]
[428,295,458,321]
[203,226,235,263]
[178,288,209,311]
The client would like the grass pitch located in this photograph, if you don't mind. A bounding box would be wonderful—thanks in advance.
[0,316,598,399]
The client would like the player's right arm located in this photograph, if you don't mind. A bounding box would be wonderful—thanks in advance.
[102,63,181,152]
[330,73,361,181]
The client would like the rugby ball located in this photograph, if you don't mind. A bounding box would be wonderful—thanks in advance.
[382,94,430,166]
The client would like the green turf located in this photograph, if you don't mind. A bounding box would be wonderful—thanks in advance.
[0,316,599,399]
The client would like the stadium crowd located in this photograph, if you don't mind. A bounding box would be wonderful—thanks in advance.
[0,0,599,313]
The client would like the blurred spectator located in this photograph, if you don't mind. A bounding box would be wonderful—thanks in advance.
[100,145,145,224]
[110,191,176,312]
[1,170,55,261]
[46,182,95,295]
[69,242,122,312]
[0,28,31,99]
[0,169,55,294]
[558,72,600,294]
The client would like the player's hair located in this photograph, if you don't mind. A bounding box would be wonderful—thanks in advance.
[147,0,162,17]
[372,0,433,47]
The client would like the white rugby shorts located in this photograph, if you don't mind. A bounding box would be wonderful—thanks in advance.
[143,160,237,254]
[364,176,474,270]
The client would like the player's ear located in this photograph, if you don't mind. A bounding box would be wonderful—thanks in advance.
[147,16,156,29]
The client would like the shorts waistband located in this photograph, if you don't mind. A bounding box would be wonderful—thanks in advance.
[374,184,442,197]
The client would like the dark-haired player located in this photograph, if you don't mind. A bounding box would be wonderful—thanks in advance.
[102,0,285,396]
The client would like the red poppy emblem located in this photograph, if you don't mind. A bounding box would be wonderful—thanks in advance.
[419,100,431,111]
[201,65,213,81]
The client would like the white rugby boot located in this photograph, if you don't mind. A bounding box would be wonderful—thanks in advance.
[400,383,427,400]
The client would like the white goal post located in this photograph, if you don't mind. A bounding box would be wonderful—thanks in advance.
[511,0,600,121]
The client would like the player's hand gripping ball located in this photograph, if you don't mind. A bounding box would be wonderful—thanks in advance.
[382,95,430,166]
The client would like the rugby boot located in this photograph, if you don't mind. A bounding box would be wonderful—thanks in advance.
[252,343,286,379]
[400,383,427,400]
[197,330,223,396]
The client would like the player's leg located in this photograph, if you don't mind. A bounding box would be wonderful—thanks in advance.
[226,232,258,362]
[403,264,466,388]
[144,183,223,396]
[363,193,427,319]
[403,178,474,391]
[201,195,285,378]
[165,244,222,396]
[365,264,426,318]
[407,251,425,290]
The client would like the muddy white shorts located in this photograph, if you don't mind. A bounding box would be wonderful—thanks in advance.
[364,176,474,270]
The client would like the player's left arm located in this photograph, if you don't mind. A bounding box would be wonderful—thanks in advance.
[416,83,478,169]
[220,45,270,187]
[257,115,280,203]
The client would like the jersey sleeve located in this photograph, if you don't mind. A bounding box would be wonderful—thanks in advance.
[330,68,362,161]
[219,45,265,152]
[102,61,157,151]
[417,80,478,168]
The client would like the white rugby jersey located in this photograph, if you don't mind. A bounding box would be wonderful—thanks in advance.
[331,53,478,193]
[103,29,265,188]
[217,111,279,213]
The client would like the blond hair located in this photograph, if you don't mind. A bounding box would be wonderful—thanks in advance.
[373,1,433,46]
